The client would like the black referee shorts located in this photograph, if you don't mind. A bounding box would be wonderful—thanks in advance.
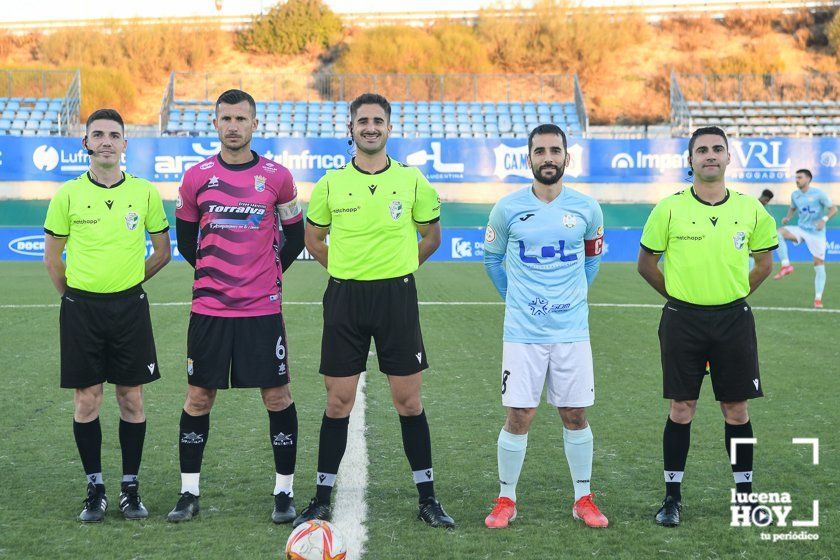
[186,312,290,389]
[59,284,161,389]
[659,298,763,402]
[320,274,429,377]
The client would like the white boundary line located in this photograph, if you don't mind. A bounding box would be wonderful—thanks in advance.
[332,371,369,560]
[2,301,839,313]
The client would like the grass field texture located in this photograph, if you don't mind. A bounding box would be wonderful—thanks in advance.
[0,262,836,559]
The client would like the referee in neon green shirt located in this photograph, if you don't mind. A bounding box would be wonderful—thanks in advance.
[638,126,777,527]
[43,109,171,522]
[293,93,454,528]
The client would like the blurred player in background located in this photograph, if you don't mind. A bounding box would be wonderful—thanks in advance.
[774,169,836,308]
[482,124,608,529]
[638,126,777,527]
[44,108,171,522]
[168,89,305,523]
[750,190,774,271]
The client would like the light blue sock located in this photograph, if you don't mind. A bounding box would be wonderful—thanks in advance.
[563,425,594,501]
[497,429,528,502]
[815,265,826,300]
[776,233,790,265]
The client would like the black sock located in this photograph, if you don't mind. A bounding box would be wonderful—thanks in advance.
[119,419,146,482]
[73,417,103,487]
[179,410,209,473]
[315,413,349,504]
[399,410,435,502]
[663,417,691,501]
[725,421,754,494]
[269,403,298,476]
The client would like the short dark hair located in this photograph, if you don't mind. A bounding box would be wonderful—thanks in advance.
[761,189,774,200]
[688,126,728,155]
[795,168,813,180]
[528,124,567,153]
[216,89,256,116]
[86,108,124,132]
[349,93,391,121]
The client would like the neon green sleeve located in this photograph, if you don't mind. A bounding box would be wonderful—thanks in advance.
[44,186,70,237]
[640,200,670,254]
[306,174,331,228]
[412,170,441,224]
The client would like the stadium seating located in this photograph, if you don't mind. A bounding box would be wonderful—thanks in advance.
[0,97,67,135]
[162,99,585,138]
[681,100,840,137]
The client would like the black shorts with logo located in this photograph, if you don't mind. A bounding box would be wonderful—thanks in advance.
[659,298,763,402]
[59,284,161,389]
[320,274,429,377]
[187,312,290,389]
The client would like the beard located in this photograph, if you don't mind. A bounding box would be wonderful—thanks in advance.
[532,163,564,185]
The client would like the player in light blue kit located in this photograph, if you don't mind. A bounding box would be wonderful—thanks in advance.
[482,124,608,529]
[774,169,837,308]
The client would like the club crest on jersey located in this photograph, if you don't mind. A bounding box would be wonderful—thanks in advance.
[733,231,746,250]
[390,200,403,220]
[254,175,266,192]
[176,193,183,209]
[208,175,219,188]
[485,224,496,243]
[124,211,139,231]
[563,214,577,228]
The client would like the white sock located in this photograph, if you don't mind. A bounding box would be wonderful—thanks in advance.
[497,429,528,502]
[122,475,138,484]
[274,473,294,496]
[563,425,594,501]
[180,472,200,496]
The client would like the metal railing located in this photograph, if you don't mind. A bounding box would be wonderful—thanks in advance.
[165,71,579,104]
[670,72,692,135]
[160,71,585,133]
[2,1,838,33]
[0,69,80,135]
[675,72,840,102]
[573,74,588,135]
[59,70,81,135]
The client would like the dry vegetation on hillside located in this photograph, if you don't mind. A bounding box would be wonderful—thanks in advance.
[0,0,837,125]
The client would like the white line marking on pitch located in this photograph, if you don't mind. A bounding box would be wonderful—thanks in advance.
[332,371,369,560]
[2,301,839,313]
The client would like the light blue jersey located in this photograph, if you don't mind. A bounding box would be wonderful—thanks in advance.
[485,186,604,343]
[791,187,833,233]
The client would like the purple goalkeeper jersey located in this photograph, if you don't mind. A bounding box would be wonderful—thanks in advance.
[176,151,302,317]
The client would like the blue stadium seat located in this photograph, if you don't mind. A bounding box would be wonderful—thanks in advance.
[16,110,30,120]
[509,104,523,115]
[6,100,19,111]
[34,102,50,113]
[485,123,499,135]
[1,110,13,120]
[429,103,442,114]
[442,103,456,114]
[183,111,196,122]
[416,104,429,114]
[417,124,431,136]
[292,122,305,132]
[523,103,537,115]
[430,123,444,134]
[265,122,278,134]
[48,101,62,111]
[0,119,10,130]
[457,123,470,133]
[444,123,457,134]
[416,114,430,124]
[11,119,25,130]
[279,113,292,123]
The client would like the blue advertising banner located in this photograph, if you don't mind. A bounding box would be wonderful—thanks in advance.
[1,136,838,184]
[3,227,837,263]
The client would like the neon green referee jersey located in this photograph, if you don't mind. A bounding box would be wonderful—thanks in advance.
[307,157,441,280]
[44,172,169,293]
[640,187,777,305]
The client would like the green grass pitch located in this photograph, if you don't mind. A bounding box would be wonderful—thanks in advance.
[0,261,836,559]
